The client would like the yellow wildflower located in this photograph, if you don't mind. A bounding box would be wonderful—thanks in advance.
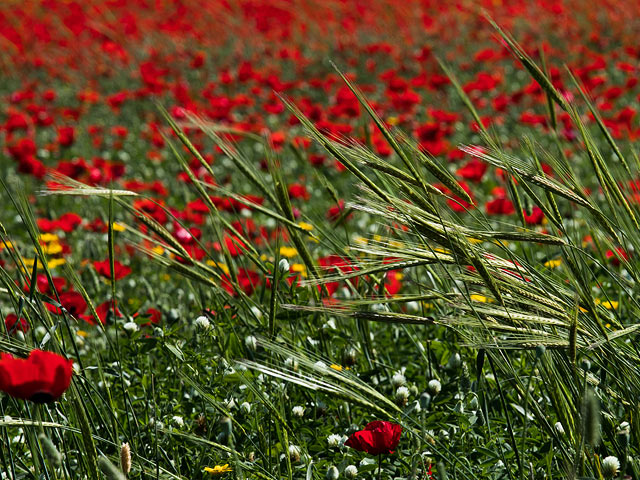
[298,222,314,231]
[470,294,492,303]
[204,464,232,475]
[279,246,298,258]
[39,233,59,243]
[42,242,63,255]
[47,258,66,269]
[544,259,562,268]
[112,222,126,232]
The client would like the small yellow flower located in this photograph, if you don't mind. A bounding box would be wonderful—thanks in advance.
[279,246,298,258]
[298,222,314,231]
[595,299,618,310]
[42,242,63,255]
[470,294,492,303]
[77,330,88,338]
[151,245,165,255]
[47,258,66,269]
[206,260,230,275]
[112,222,126,232]
[39,233,59,243]
[544,259,562,268]
[291,263,307,277]
[204,464,232,475]
[387,116,399,126]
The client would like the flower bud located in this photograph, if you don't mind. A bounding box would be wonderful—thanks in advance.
[427,379,441,396]
[419,392,431,409]
[278,258,290,272]
[345,464,358,478]
[326,466,339,480]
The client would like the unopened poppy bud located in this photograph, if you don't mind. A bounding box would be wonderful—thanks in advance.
[38,433,62,467]
[98,455,126,480]
[601,456,620,478]
[447,353,461,370]
[419,392,431,409]
[326,466,339,480]
[278,258,290,272]
[120,442,131,474]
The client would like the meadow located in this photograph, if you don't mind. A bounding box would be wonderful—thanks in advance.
[1,1,640,479]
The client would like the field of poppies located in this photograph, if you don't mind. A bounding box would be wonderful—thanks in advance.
[3,1,640,479]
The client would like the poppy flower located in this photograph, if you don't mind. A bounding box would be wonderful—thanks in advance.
[5,314,29,334]
[0,350,73,403]
[345,421,402,455]
[93,259,132,280]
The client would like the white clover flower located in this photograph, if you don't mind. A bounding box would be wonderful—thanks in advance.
[313,360,328,371]
[292,406,305,417]
[194,315,211,329]
[554,422,565,435]
[602,456,620,478]
[396,386,410,405]
[427,379,442,395]
[327,434,342,447]
[345,465,358,479]
[288,445,301,462]
[171,416,184,428]
[391,372,406,389]
[123,321,139,333]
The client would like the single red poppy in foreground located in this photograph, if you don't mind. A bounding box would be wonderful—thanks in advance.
[345,420,402,455]
[0,350,73,403]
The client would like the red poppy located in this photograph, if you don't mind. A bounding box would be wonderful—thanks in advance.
[5,314,29,334]
[0,350,73,403]
[345,421,402,455]
[46,291,88,317]
[93,259,132,280]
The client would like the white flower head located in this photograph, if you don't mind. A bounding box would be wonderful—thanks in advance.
[327,434,342,447]
[345,464,358,478]
[194,315,211,329]
[601,456,620,478]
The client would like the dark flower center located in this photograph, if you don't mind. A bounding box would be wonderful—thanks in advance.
[29,391,55,404]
